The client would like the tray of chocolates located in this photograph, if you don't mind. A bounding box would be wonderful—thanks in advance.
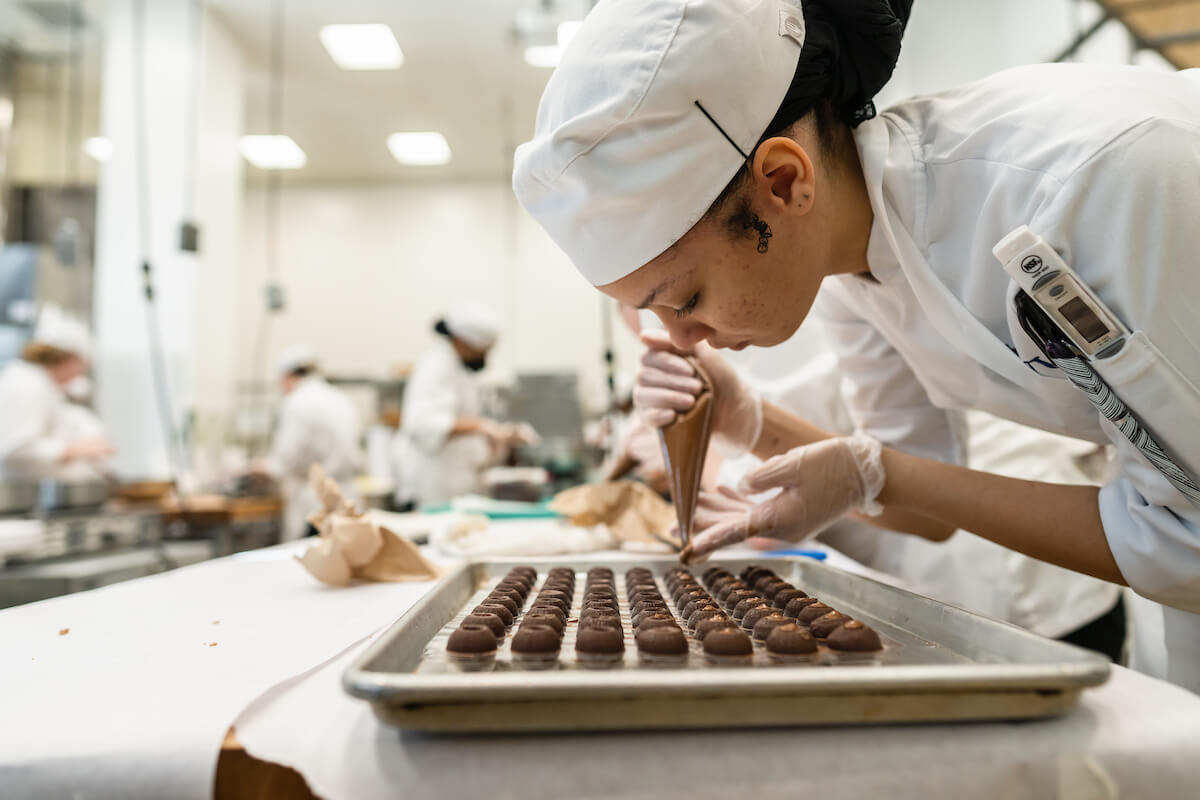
[343,557,1110,733]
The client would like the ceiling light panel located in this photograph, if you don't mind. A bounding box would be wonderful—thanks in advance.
[387,132,451,166]
[239,135,307,169]
[319,24,404,70]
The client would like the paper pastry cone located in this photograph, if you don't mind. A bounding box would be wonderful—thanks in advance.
[295,537,353,586]
[549,482,622,526]
[657,360,714,546]
[328,514,383,567]
[354,527,439,582]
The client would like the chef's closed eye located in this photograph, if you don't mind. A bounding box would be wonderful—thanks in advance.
[674,293,700,318]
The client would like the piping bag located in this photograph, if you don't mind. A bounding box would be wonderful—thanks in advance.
[657,358,715,552]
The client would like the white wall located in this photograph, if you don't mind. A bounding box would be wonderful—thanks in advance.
[238,182,642,410]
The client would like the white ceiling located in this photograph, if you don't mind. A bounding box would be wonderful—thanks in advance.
[209,0,587,183]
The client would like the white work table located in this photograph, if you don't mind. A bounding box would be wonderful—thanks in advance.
[4,541,1200,800]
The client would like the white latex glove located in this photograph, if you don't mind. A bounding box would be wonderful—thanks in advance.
[507,422,542,448]
[679,434,886,562]
[633,329,763,457]
[478,420,541,450]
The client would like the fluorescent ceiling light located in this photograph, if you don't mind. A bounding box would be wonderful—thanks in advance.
[524,45,561,68]
[83,136,113,162]
[557,20,582,48]
[238,135,307,169]
[387,131,451,166]
[319,24,404,70]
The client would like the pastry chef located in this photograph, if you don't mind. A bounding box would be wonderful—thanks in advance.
[513,0,1200,690]
[0,305,115,480]
[392,304,540,508]
[269,345,363,539]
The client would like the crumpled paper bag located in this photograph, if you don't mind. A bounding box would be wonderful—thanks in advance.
[296,465,439,586]
[549,480,679,551]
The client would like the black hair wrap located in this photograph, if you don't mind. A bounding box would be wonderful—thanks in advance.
[761,0,914,137]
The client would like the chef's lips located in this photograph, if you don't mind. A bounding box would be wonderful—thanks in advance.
[658,359,715,548]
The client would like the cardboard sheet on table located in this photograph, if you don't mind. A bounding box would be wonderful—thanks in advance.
[0,541,447,800]
[235,636,1200,800]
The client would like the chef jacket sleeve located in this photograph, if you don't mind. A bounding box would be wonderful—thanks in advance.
[811,282,966,467]
[1030,118,1200,613]
[269,396,320,479]
[0,376,67,476]
[399,355,459,453]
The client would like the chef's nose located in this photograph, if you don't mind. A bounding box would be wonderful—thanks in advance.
[656,314,713,351]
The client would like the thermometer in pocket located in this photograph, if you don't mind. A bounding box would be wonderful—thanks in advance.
[994,226,1131,360]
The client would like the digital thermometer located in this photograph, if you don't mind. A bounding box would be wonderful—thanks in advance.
[994,226,1130,359]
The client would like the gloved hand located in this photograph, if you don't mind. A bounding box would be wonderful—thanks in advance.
[633,329,763,457]
[505,422,542,448]
[477,420,541,450]
[679,434,886,562]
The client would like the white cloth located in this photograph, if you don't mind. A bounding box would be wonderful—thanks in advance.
[270,376,363,539]
[443,303,501,351]
[814,63,1200,688]
[512,0,805,285]
[393,339,491,507]
[0,360,72,480]
[723,322,1119,639]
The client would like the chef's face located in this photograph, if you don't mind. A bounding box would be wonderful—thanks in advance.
[599,128,867,352]
[600,216,825,352]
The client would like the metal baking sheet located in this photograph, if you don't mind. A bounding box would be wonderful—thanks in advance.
[343,556,1110,733]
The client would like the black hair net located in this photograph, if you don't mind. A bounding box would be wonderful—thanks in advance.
[762,0,914,134]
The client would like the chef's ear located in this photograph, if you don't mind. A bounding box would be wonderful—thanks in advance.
[752,137,816,216]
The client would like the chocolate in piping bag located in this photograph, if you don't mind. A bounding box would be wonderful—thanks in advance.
[658,359,714,546]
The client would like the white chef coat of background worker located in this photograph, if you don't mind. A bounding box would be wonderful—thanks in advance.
[512,0,1200,690]
[268,345,363,540]
[0,304,114,480]
[392,304,539,508]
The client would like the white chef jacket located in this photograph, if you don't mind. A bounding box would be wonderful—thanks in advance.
[813,63,1200,689]
[723,321,1119,638]
[270,375,363,540]
[0,359,73,480]
[393,338,492,507]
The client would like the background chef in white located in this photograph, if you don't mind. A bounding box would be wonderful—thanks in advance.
[267,344,363,540]
[513,0,1200,689]
[392,304,539,509]
[0,305,115,481]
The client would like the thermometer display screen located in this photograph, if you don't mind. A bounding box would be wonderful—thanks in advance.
[1059,297,1110,343]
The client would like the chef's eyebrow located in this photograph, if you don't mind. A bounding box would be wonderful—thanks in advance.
[636,287,662,310]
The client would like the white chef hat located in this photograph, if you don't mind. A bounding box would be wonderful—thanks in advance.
[513,0,913,287]
[276,344,317,376]
[512,0,807,287]
[443,303,501,351]
[33,303,92,360]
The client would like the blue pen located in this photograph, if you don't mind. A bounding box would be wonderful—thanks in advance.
[765,549,827,561]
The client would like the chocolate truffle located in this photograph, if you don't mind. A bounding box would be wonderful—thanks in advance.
[765,623,817,656]
[575,625,625,664]
[510,565,538,578]
[636,625,689,657]
[810,611,853,639]
[498,576,532,594]
[632,599,669,617]
[580,606,621,622]
[762,580,793,601]
[473,602,514,627]
[795,602,836,626]
[635,612,679,631]
[672,582,702,605]
[578,613,623,632]
[533,596,570,615]
[541,578,573,592]
[632,606,671,626]
[694,616,737,641]
[687,605,725,630]
[733,596,768,621]
[512,624,562,656]
[741,604,777,632]
[485,594,519,616]
[724,589,760,612]
[493,584,529,604]
[677,589,709,614]
[716,581,747,603]
[461,612,505,640]
[752,612,792,641]
[825,619,883,652]
[446,624,498,657]
[757,576,789,596]
[773,588,808,610]
[703,565,730,582]
[521,610,565,634]
[784,596,820,618]
[740,566,774,585]
[528,603,567,622]
[702,627,753,660]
